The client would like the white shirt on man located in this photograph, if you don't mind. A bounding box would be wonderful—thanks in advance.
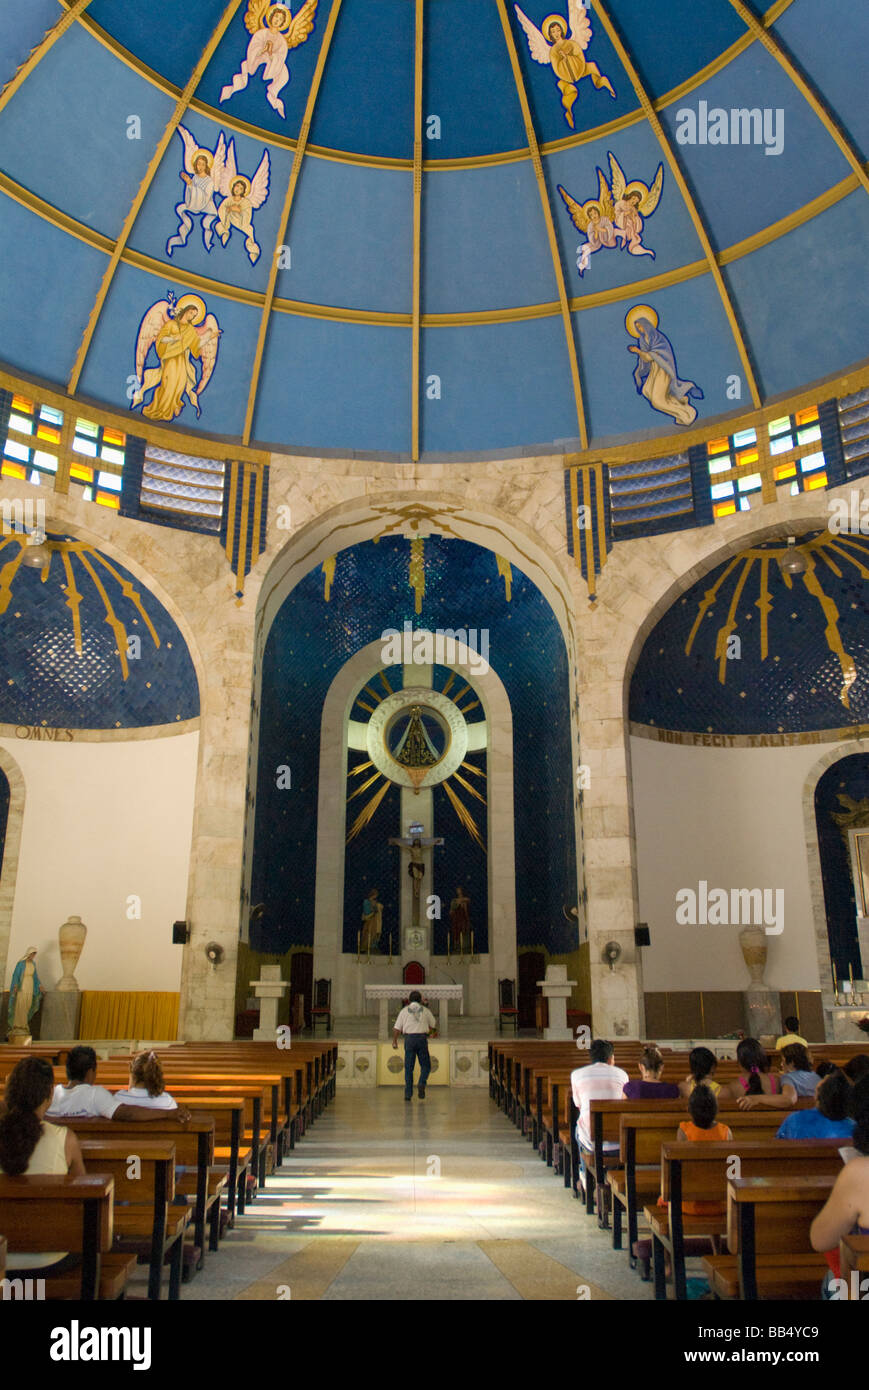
[47,1083,121,1120]
[393,1002,436,1035]
[571,1061,630,1150]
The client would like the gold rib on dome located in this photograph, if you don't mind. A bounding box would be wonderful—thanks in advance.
[242,0,344,445]
[727,0,869,200]
[411,0,424,461]
[0,0,93,117]
[495,0,588,449]
[66,0,246,395]
[53,0,793,173]
[589,0,761,410]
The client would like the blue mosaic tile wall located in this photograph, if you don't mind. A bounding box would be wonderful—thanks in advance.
[815,754,869,982]
[0,534,199,728]
[250,535,578,956]
[630,535,869,734]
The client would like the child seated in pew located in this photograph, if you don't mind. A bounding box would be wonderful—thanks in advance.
[0,1057,85,1278]
[843,1055,869,1083]
[718,1037,782,1105]
[657,1086,732,1242]
[678,1046,721,1100]
[775,1069,856,1141]
[47,1045,189,1122]
[810,1077,869,1298]
[112,1051,178,1110]
[623,1045,680,1099]
[736,1043,820,1110]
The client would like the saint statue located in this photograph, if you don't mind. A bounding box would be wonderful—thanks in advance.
[408,838,425,887]
[7,947,42,1038]
[361,888,383,952]
[449,887,471,953]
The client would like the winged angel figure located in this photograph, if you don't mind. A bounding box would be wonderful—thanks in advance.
[220,0,318,119]
[167,126,270,263]
[514,1,615,128]
[558,152,663,275]
[129,293,221,422]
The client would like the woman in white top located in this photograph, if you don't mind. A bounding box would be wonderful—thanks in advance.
[112,1050,178,1110]
[0,1056,85,1273]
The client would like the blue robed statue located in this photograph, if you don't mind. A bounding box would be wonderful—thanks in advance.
[7,946,42,1036]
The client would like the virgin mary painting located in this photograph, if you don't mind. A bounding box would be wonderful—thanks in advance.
[625,304,703,426]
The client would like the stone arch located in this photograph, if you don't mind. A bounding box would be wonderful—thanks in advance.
[802,741,869,1038]
[0,744,26,995]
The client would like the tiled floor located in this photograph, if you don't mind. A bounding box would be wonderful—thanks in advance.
[175,1087,658,1301]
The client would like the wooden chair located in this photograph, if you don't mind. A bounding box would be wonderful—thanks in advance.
[0,1174,136,1300]
[311,978,332,1034]
[498,979,519,1034]
[403,961,425,986]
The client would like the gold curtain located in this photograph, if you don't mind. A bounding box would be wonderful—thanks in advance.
[78,992,179,1040]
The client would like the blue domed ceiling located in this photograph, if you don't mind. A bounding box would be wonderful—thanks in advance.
[0,0,866,460]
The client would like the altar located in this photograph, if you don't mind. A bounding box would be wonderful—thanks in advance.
[364,983,464,1040]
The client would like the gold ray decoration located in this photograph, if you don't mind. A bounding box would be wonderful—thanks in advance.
[361,685,383,705]
[441,671,457,697]
[458,699,480,714]
[714,556,754,685]
[75,551,133,679]
[83,549,160,648]
[347,770,384,803]
[60,549,85,657]
[355,700,376,714]
[0,537,27,614]
[460,760,487,778]
[685,557,741,655]
[379,669,394,695]
[801,551,856,708]
[346,779,391,843]
[348,760,374,776]
[756,555,772,661]
[322,555,336,601]
[409,536,425,614]
[496,554,513,601]
[443,779,485,852]
[451,771,487,806]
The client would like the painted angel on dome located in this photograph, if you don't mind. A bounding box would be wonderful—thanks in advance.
[167,126,270,263]
[514,1,615,129]
[220,0,318,120]
[129,292,222,422]
[558,152,663,276]
[625,305,703,427]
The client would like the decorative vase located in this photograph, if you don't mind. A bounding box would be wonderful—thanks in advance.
[57,915,87,992]
[738,925,767,987]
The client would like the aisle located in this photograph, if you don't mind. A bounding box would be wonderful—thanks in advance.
[188,1087,654,1301]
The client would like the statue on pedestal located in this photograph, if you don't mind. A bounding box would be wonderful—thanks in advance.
[7,947,42,1040]
[361,888,383,952]
[449,887,471,953]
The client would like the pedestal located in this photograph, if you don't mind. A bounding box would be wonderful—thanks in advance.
[538,965,576,1042]
[743,986,781,1043]
[831,1005,869,1041]
[41,990,82,1040]
[251,964,289,1041]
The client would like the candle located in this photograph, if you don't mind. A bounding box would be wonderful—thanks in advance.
[471,931,474,958]
[357,931,360,963]
[389,933,393,965]
[850,963,855,984]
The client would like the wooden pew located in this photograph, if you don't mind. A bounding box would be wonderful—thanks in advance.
[0,1174,136,1300]
[702,1174,836,1300]
[79,1139,185,1301]
[648,1143,842,1300]
[54,1115,215,1276]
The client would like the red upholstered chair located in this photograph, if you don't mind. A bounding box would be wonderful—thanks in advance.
[498,978,519,1034]
[311,978,331,1034]
[403,962,425,986]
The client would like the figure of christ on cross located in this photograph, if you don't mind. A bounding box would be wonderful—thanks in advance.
[388,829,444,931]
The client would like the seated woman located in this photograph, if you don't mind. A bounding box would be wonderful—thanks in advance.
[112,1050,178,1110]
[0,1056,86,1277]
[738,1042,819,1110]
[623,1045,680,1099]
[678,1045,721,1100]
[717,1037,782,1105]
[810,1076,869,1296]
[776,1069,856,1140]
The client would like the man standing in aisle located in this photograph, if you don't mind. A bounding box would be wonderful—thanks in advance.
[392,991,437,1101]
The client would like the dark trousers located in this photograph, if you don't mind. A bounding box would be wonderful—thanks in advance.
[404,1033,431,1097]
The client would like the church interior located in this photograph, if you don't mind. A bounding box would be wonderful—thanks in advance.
[1,0,869,1319]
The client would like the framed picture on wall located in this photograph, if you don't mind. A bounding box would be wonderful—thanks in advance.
[848,828,869,918]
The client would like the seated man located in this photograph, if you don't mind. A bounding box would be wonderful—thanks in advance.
[48,1045,189,1122]
[570,1038,629,1194]
[775,1015,807,1049]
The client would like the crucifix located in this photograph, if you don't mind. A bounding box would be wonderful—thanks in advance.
[388,822,444,931]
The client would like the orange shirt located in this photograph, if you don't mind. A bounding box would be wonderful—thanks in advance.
[657,1121,731,1216]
